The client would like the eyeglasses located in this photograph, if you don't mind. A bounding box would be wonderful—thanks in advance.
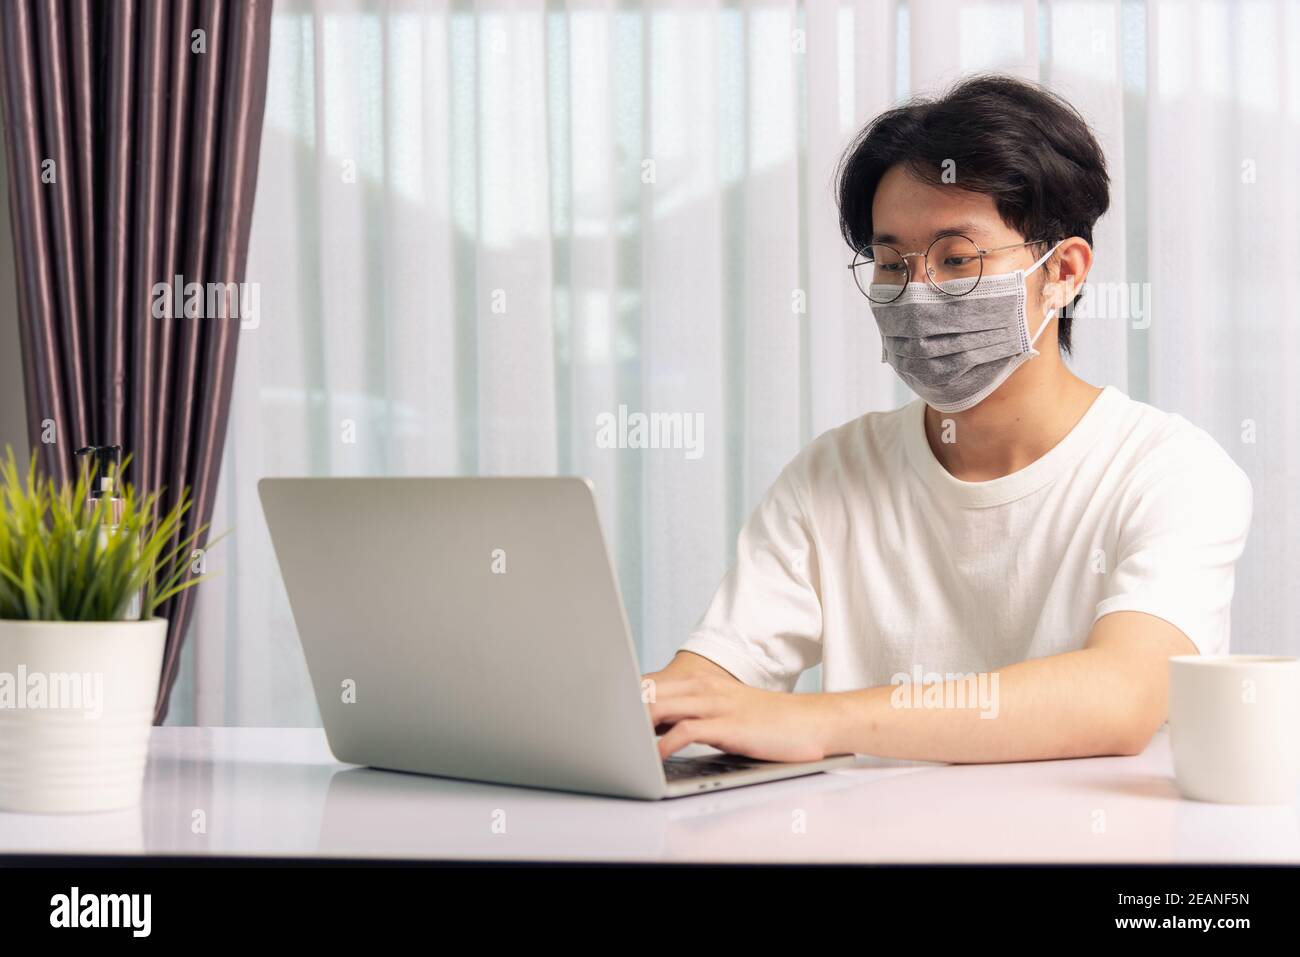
[848,235,1054,304]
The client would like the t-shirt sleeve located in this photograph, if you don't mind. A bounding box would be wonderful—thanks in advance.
[677,462,824,692]
[1092,434,1253,656]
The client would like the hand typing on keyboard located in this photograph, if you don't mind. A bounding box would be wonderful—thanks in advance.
[640,664,838,763]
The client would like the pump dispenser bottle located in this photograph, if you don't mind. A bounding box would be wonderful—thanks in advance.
[75,445,141,620]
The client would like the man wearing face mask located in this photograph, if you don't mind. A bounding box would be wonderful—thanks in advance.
[643,73,1253,765]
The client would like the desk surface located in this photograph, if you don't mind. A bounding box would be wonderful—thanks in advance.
[1,727,1297,863]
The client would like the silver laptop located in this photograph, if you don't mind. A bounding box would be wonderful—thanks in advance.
[258,477,855,800]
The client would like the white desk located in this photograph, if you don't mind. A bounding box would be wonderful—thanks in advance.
[0,726,1296,863]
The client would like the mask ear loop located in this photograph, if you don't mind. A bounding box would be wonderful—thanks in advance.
[1025,239,1066,355]
[1027,239,1064,275]
[1027,305,1057,355]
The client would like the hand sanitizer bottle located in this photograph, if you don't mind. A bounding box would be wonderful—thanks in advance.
[75,445,141,620]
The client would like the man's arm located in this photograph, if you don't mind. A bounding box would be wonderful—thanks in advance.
[649,611,1196,763]
[647,651,741,685]
[817,611,1196,762]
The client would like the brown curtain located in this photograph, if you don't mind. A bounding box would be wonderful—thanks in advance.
[0,0,274,723]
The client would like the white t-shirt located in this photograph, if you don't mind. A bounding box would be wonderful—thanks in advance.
[679,385,1253,693]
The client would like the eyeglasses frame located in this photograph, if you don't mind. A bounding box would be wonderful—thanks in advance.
[848,235,1057,304]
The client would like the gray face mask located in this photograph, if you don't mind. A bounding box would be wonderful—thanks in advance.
[868,239,1064,413]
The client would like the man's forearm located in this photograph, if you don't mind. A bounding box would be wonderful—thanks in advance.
[816,646,1163,763]
[660,650,741,683]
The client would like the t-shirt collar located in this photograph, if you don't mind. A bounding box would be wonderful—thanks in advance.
[902,385,1122,508]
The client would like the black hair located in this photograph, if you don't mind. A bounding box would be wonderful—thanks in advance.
[836,73,1110,354]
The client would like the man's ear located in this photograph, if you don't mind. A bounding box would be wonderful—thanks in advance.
[1050,239,1092,310]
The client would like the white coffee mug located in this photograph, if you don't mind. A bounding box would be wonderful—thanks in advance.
[1168,655,1300,805]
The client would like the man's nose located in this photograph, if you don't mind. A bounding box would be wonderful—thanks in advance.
[902,252,929,283]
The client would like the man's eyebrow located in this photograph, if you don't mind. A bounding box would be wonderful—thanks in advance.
[870,222,991,245]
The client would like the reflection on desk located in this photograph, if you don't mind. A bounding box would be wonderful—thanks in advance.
[0,727,1296,863]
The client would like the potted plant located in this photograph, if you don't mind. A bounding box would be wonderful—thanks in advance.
[0,446,215,813]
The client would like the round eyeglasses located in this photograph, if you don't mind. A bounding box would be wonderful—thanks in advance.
[848,235,1054,304]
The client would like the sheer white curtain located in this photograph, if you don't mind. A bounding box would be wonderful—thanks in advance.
[165,0,1300,726]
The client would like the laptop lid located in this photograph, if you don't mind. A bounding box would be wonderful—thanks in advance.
[258,476,667,799]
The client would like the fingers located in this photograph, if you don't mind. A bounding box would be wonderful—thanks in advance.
[645,674,733,726]
[644,676,739,759]
[657,719,725,760]
[648,694,722,727]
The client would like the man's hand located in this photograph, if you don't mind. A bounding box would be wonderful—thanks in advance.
[642,670,838,762]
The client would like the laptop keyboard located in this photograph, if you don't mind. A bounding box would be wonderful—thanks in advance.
[663,753,770,781]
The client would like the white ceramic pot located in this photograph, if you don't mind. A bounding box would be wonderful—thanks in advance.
[0,617,166,813]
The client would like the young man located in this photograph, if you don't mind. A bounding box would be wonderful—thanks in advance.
[643,74,1252,765]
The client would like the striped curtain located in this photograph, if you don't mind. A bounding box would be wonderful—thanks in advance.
[169,0,1300,726]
